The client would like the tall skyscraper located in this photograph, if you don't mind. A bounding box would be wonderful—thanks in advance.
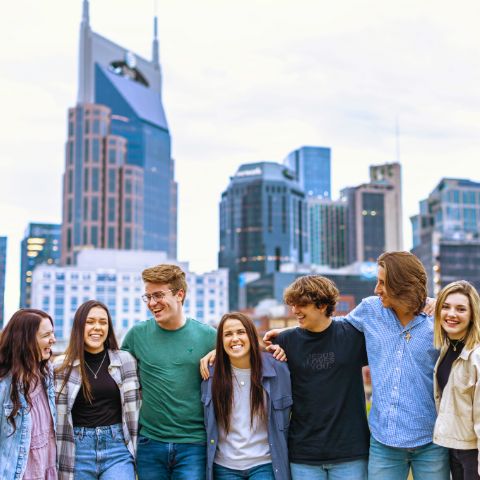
[284,146,331,199]
[411,177,480,294]
[342,162,403,263]
[0,237,6,328]
[219,162,309,309]
[308,198,348,268]
[61,0,177,265]
[20,223,61,308]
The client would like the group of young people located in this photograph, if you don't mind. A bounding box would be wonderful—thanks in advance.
[0,253,478,480]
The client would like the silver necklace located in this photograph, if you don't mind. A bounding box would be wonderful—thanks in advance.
[84,351,107,379]
[449,338,464,352]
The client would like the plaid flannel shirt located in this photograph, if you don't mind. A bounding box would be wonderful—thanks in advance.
[54,349,141,480]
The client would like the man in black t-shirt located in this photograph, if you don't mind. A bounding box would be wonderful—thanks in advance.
[275,275,369,480]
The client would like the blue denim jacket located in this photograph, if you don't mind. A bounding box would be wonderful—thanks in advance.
[0,367,56,480]
[201,353,292,480]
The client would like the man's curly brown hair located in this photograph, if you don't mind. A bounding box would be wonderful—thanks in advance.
[284,275,339,317]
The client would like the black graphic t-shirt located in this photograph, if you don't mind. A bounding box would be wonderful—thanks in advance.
[277,320,369,464]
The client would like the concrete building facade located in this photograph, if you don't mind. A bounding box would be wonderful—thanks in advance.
[342,162,403,263]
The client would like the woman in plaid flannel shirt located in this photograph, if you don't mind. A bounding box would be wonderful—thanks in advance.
[54,300,141,480]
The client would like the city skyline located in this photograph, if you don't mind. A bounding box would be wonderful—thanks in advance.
[1,0,480,319]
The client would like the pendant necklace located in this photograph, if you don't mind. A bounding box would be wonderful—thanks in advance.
[449,338,464,352]
[84,351,107,379]
[404,329,412,342]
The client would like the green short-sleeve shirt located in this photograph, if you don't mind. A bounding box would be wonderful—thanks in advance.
[122,317,216,443]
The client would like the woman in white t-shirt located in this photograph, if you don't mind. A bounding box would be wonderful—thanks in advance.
[202,312,292,480]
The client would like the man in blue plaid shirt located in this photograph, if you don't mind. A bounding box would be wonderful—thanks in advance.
[343,251,449,479]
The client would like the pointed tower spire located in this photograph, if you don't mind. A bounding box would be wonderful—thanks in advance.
[78,0,93,103]
[82,0,90,25]
[152,15,160,66]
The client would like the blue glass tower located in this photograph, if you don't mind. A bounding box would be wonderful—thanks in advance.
[62,1,177,264]
[219,162,309,309]
[284,146,331,199]
[20,223,61,308]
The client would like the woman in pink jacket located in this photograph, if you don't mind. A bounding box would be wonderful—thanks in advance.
[433,280,480,479]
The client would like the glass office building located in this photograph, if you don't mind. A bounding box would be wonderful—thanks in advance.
[284,146,331,199]
[20,223,61,308]
[61,1,176,264]
[219,162,309,309]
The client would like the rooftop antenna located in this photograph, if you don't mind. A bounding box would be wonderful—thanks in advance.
[152,0,159,66]
[82,0,90,26]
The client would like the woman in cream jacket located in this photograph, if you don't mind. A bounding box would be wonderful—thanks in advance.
[433,280,480,479]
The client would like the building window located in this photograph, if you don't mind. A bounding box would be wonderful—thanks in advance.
[125,199,132,223]
[84,139,89,162]
[91,226,98,247]
[92,139,100,163]
[108,197,116,222]
[68,169,73,193]
[108,170,116,193]
[91,197,99,221]
[84,168,89,192]
[108,226,115,248]
[134,299,141,313]
[92,168,99,192]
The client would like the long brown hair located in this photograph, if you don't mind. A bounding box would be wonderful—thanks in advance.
[0,309,53,432]
[377,251,428,315]
[56,300,118,403]
[212,312,266,433]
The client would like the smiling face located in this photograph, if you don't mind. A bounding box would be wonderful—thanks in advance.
[144,282,185,330]
[222,318,251,368]
[84,306,109,354]
[440,292,471,340]
[36,316,55,360]
[290,303,329,332]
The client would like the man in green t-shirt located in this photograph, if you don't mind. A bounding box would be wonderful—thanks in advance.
[122,264,216,480]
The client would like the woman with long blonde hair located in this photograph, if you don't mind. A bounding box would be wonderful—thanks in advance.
[433,280,480,479]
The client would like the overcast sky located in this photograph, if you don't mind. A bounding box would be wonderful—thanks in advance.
[1,0,479,319]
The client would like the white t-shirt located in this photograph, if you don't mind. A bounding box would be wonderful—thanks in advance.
[214,366,271,470]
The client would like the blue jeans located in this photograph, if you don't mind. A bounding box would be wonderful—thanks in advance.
[290,459,367,479]
[213,463,275,479]
[368,435,450,480]
[73,424,135,480]
[136,434,206,480]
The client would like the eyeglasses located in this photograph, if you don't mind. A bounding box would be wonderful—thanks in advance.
[141,289,176,303]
